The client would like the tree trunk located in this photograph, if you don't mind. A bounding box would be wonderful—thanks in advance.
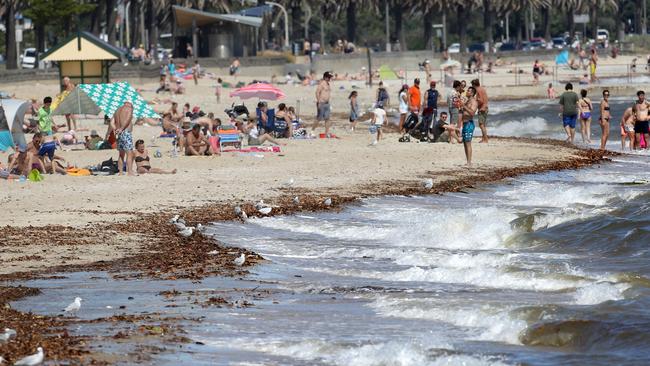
[514,9,523,47]
[393,3,405,50]
[635,0,642,34]
[90,1,103,35]
[483,0,494,50]
[457,5,467,52]
[346,1,356,43]
[36,24,46,53]
[5,1,17,69]
[590,6,598,40]
[423,8,433,50]
[541,6,551,42]
[107,0,117,45]
[291,2,302,41]
[567,10,575,38]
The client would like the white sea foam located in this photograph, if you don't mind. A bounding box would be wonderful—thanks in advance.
[489,117,560,137]
[572,282,630,305]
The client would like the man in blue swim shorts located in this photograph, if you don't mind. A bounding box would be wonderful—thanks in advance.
[559,82,579,143]
[460,86,478,166]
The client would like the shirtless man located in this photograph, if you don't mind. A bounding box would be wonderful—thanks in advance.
[112,102,135,175]
[472,79,489,143]
[313,71,333,137]
[460,87,478,166]
[62,77,77,131]
[185,124,214,156]
[29,133,68,174]
[620,107,635,151]
[633,90,650,149]
[7,144,36,176]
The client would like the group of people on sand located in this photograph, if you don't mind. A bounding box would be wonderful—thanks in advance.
[558,83,650,150]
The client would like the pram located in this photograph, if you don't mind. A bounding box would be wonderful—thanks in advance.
[225,103,250,120]
[399,111,430,142]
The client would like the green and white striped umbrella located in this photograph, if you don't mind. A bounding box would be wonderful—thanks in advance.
[52,82,158,119]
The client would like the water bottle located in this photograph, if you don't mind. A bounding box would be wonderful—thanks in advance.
[154,149,162,158]
[19,175,26,183]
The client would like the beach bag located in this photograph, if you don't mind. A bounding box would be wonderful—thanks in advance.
[28,169,44,182]
[99,157,119,174]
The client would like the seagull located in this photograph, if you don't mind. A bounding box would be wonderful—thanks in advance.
[323,197,332,206]
[168,214,180,224]
[178,227,194,238]
[234,206,242,216]
[254,200,265,211]
[64,297,82,314]
[196,223,205,233]
[422,178,434,190]
[177,218,186,225]
[234,206,248,221]
[233,253,246,266]
[258,206,272,215]
[292,196,300,204]
[13,347,44,366]
[284,178,295,187]
[174,222,186,230]
[0,328,16,343]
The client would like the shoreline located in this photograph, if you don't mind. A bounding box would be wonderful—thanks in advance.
[0,138,613,363]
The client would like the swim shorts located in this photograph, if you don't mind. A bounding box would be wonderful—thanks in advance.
[317,102,331,121]
[563,115,577,129]
[635,121,650,134]
[117,130,134,151]
[38,141,56,159]
[462,120,475,143]
[478,110,488,126]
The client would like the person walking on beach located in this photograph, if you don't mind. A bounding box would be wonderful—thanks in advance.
[559,83,579,144]
[633,90,650,150]
[599,90,611,150]
[168,59,176,82]
[192,60,200,85]
[578,89,593,144]
[472,79,489,143]
[408,78,422,115]
[460,86,478,166]
[376,81,390,108]
[369,103,386,146]
[113,102,135,176]
[448,80,463,128]
[348,91,360,132]
[62,76,77,131]
[313,71,333,138]
[620,107,636,151]
[589,49,598,83]
[398,84,409,132]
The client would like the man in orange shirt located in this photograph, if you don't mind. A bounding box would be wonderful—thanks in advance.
[408,78,422,114]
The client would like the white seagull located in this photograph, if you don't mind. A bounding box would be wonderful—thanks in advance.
[178,227,194,238]
[292,196,300,204]
[233,253,246,266]
[422,178,434,190]
[323,197,332,206]
[234,206,247,221]
[177,218,186,225]
[168,214,180,224]
[64,297,83,314]
[0,328,16,343]
[174,222,186,230]
[13,347,44,366]
[258,206,272,215]
[196,223,205,233]
[254,200,265,210]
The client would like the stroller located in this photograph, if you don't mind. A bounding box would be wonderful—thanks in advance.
[399,111,430,142]
[225,103,250,120]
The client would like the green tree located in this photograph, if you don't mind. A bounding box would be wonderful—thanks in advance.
[23,0,95,52]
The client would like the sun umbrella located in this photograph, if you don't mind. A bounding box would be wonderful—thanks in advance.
[52,82,159,118]
[229,82,285,100]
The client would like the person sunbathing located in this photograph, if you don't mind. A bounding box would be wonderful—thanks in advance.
[245,120,282,146]
[7,144,36,176]
[185,124,214,156]
[133,140,176,174]
[0,161,19,180]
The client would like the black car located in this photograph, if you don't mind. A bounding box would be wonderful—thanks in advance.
[468,43,485,52]
[498,43,517,51]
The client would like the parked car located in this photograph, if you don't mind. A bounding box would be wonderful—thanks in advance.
[468,43,485,52]
[448,43,460,53]
[21,48,37,69]
[498,43,518,51]
[552,37,566,49]
[597,29,609,43]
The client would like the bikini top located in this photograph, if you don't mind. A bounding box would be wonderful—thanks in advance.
[135,155,150,163]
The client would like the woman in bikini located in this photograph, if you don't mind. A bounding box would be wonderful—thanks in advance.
[578,89,593,144]
[599,89,611,150]
[133,140,176,174]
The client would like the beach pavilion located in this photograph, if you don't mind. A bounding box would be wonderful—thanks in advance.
[41,31,123,91]
[172,5,262,59]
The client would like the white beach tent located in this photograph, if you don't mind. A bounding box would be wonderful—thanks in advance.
[0,99,30,152]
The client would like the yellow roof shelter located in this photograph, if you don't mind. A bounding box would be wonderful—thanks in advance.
[41,32,123,90]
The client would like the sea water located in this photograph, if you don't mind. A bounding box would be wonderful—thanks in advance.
[11,101,650,365]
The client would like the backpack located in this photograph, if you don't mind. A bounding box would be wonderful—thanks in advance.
[99,157,119,174]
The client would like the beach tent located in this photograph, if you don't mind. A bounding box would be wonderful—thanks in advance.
[0,99,30,152]
[555,50,569,65]
[52,82,159,118]
[379,65,399,80]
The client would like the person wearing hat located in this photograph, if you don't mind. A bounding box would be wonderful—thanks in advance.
[313,71,333,137]
[408,78,422,115]
[185,123,214,156]
[85,130,104,150]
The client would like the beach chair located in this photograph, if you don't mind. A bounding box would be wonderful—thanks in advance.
[256,107,275,134]
[216,125,241,152]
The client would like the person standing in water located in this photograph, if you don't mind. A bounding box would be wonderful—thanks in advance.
[460,86,478,167]
[472,79,489,143]
[559,83,579,144]
[620,107,635,151]
[578,89,593,144]
[112,102,135,176]
[633,90,650,150]
[599,90,611,150]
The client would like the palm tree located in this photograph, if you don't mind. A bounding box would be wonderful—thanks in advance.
[2,0,18,69]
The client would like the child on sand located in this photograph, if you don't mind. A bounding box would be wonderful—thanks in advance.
[215,78,223,103]
[369,103,386,146]
[349,91,359,132]
[547,83,556,99]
